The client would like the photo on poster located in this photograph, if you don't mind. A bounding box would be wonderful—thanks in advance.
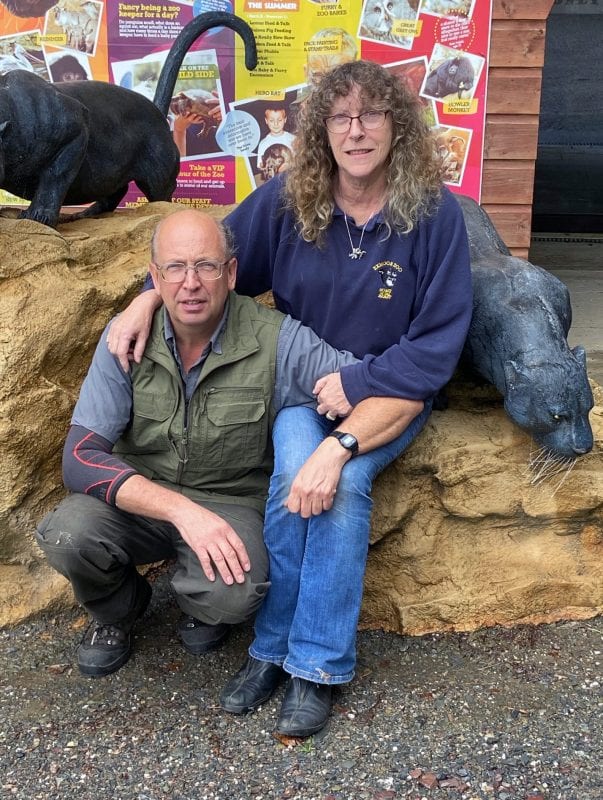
[421,44,484,103]
[43,0,103,58]
[290,27,359,107]
[111,49,227,161]
[112,54,163,101]
[303,27,358,87]
[0,30,49,78]
[384,57,437,127]
[47,48,91,81]
[419,0,476,19]
[229,89,302,189]
[432,124,472,186]
[357,0,419,50]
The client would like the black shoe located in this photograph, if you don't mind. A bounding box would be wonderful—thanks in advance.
[77,579,152,678]
[78,623,132,677]
[179,616,229,655]
[220,656,284,714]
[275,677,332,738]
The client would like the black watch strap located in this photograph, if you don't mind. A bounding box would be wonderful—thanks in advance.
[327,430,359,457]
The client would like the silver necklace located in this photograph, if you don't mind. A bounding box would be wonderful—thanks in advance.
[344,212,373,259]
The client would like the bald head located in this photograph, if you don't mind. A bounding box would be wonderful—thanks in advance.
[150,209,235,265]
[148,208,238,341]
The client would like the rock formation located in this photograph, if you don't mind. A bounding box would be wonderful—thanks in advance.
[363,380,602,634]
[0,204,601,631]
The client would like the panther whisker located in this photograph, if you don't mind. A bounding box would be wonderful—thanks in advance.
[529,447,561,484]
[528,447,576,487]
[527,447,549,469]
[549,457,577,497]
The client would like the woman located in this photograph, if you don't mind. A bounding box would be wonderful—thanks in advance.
[109,60,473,738]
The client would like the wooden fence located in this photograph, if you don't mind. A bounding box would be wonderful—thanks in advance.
[482,0,555,257]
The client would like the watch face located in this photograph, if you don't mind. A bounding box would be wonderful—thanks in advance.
[329,430,358,454]
[340,433,357,449]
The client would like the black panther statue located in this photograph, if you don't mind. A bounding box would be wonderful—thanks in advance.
[0,12,256,228]
[458,194,594,458]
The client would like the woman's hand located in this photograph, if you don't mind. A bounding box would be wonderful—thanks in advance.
[107,290,161,372]
[313,372,353,419]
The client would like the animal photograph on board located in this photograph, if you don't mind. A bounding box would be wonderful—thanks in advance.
[167,52,224,160]
[47,50,90,82]
[358,0,418,50]
[257,142,292,183]
[43,0,102,57]
[384,57,437,127]
[0,12,257,227]
[291,27,358,107]
[420,0,475,19]
[0,30,48,77]
[111,48,226,160]
[422,45,484,103]
[433,126,471,185]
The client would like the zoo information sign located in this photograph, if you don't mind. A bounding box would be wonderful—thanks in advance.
[0,0,492,209]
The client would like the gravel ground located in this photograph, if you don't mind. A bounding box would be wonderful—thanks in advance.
[1,571,601,800]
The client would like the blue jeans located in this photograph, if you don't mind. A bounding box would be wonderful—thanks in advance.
[249,401,432,684]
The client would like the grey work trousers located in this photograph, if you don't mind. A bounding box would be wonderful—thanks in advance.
[36,493,269,628]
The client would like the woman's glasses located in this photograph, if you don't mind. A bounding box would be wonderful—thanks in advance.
[324,110,390,134]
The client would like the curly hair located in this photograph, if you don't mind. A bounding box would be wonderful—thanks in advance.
[284,60,443,245]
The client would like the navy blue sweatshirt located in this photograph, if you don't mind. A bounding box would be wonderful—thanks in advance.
[227,175,472,403]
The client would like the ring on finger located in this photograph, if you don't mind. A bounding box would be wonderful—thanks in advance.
[325,412,337,421]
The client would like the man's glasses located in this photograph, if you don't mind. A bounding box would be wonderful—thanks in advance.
[154,260,230,283]
[324,110,390,134]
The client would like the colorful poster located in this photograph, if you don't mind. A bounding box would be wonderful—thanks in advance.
[0,0,492,208]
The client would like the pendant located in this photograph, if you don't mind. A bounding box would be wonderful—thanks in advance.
[348,247,366,260]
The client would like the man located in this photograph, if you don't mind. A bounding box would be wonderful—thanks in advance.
[36,210,415,682]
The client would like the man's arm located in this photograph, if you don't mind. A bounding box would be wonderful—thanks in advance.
[285,396,423,518]
[67,328,251,584]
[63,425,250,585]
[272,316,358,413]
[114,476,251,585]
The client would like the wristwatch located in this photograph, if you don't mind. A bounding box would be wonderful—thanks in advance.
[327,430,359,457]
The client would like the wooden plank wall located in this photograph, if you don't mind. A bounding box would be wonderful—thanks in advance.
[482,0,555,258]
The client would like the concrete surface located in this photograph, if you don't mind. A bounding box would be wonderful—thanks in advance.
[529,234,603,386]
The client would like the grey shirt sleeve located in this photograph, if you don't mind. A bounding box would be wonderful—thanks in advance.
[273,315,359,413]
[71,320,133,443]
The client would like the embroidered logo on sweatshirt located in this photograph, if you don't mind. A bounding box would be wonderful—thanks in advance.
[373,261,403,299]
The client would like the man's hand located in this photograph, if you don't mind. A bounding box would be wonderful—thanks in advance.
[107,290,161,372]
[285,438,350,518]
[313,372,352,419]
[170,502,251,584]
[115,476,251,584]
